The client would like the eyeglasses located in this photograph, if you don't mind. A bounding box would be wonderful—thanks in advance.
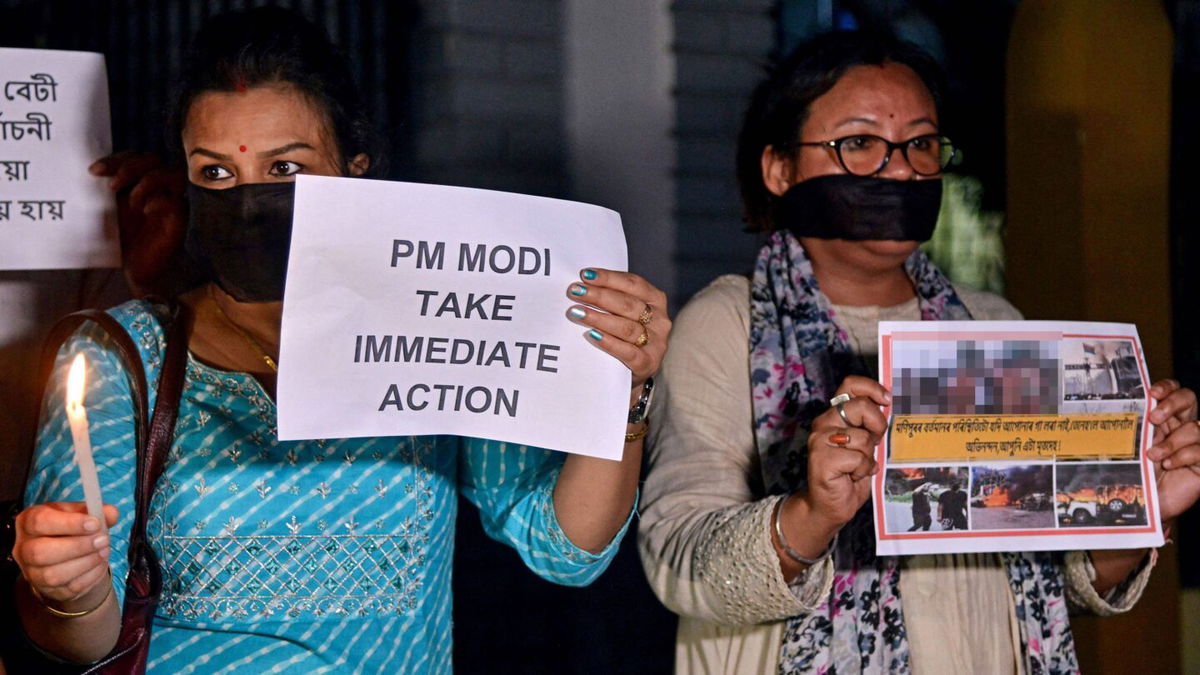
[790,134,960,177]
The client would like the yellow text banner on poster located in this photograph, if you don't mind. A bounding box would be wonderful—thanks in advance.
[889,413,1138,461]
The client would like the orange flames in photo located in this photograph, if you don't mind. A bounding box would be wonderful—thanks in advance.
[1065,488,1098,503]
[979,486,1013,507]
[1058,485,1142,506]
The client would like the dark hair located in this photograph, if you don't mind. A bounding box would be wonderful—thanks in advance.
[169,7,381,176]
[736,31,946,231]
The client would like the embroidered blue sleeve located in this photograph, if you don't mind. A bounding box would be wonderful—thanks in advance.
[456,439,631,587]
[24,322,143,610]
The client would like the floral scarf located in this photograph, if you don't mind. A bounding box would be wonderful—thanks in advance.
[749,231,1078,674]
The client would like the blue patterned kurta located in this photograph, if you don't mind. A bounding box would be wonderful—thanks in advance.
[25,300,627,673]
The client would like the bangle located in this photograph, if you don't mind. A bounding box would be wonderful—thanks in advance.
[32,568,113,618]
[625,421,649,443]
[774,493,837,566]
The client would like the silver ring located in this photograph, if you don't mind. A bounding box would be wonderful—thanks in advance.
[829,393,853,426]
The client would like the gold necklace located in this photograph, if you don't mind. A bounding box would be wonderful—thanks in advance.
[208,285,279,372]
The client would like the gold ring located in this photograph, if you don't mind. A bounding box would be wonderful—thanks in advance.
[638,304,654,325]
[635,329,649,347]
[829,432,851,448]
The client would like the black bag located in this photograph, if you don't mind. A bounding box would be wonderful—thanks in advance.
[1,304,188,674]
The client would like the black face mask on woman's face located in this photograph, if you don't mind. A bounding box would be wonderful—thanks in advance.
[185,182,296,303]
[774,174,943,242]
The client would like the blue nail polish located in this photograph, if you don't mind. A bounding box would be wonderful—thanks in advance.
[587,329,603,341]
[582,269,598,281]
[570,284,588,297]
[569,307,587,320]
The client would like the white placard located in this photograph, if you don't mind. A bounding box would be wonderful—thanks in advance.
[874,320,1163,555]
[0,48,117,270]
[278,175,631,459]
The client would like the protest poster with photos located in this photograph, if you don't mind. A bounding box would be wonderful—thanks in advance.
[0,48,117,270]
[873,321,1164,555]
[277,175,630,460]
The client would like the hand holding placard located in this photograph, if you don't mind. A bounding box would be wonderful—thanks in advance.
[278,176,630,459]
[874,320,1165,556]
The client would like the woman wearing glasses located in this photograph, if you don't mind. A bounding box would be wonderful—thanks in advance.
[638,31,1200,674]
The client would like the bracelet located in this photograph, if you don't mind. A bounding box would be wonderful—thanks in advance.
[33,569,113,619]
[625,421,649,443]
[774,494,837,566]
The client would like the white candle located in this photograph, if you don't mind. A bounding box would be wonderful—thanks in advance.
[65,353,107,534]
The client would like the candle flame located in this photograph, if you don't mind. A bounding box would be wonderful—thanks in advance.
[67,353,86,410]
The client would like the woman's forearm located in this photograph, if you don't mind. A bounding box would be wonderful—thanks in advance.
[553,439,642,554]
[553,385,644,552]
[1088,547,1150,596]
[773,492,843,582]
[1087,518,1171,595]
[16,575,121,664]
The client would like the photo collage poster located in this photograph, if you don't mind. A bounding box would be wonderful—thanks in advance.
[874,321,1164,555]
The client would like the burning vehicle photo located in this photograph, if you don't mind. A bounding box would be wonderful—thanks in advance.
[968,465,1057,530]
[1055,463,1147,526]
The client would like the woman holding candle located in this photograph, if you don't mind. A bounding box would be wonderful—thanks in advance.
[12,8,669,671]
[637,31,1200,674]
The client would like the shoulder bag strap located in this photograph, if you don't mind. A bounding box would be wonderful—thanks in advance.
[69,304,190,675]
[36,310,150,462]
[130,304,189,555]
[34,303,190,569]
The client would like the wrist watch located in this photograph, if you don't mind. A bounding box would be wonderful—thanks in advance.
[628,377,655,424]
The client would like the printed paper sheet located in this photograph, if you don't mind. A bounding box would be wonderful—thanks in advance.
[277,175,630,459]
[0,48,116,270]
[874,320,1163,555]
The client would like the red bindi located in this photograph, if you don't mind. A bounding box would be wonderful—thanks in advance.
[239,145,247,153]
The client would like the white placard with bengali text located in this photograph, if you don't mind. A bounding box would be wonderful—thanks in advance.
[0,48,117,270]
[278,175,631,459]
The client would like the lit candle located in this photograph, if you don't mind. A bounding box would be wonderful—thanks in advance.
[65,353,106,533]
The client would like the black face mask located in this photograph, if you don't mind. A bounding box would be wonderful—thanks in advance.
[186,182,296,302]
[774,174,942,242]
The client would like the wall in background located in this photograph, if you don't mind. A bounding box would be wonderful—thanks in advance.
[1006,1,1179,672]
[565,0,677,301]
[671,0,774,301]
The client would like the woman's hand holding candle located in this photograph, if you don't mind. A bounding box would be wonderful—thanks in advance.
[11,354,117,617]
[13,502,118,608]
[12,502,121,662]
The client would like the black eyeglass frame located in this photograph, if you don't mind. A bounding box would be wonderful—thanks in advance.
[787,134,959,177]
